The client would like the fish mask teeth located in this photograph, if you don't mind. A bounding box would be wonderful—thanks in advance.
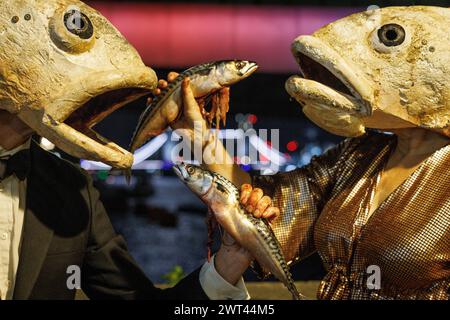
[288,6,450,138]
[0,0,158,168]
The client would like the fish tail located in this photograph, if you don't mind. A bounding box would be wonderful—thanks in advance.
[290,284,307,301]
[286,275,307,300]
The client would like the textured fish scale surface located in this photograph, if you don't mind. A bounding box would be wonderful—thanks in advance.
[131,62,218,147]
[212,171,302,300]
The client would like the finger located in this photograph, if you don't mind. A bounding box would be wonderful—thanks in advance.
[263,207,280,222]
[240,184,253,205]
[158,79,168,89]
[254,196,272,217]
[181,77,197,108]
[246,188,264,216]
[168,72,179,82]
[151,88,161,96]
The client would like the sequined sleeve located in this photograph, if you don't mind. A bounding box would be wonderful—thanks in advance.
[252,138,354,274]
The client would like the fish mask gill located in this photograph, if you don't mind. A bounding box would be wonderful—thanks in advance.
[286,6,450,138]
[0,0,158,168]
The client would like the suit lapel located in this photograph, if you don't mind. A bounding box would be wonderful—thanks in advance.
[14,141,64,300]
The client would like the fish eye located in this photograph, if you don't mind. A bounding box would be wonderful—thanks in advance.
[64,10,94,40]
[377,24,405,47]
[49,7,96,54]
[186,166,195,174]
[235,61,246,70]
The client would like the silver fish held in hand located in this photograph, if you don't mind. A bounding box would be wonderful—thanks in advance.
[130,60,258,152]
[173,163,306,300]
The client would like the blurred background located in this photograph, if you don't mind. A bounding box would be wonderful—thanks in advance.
[46,0,448,289]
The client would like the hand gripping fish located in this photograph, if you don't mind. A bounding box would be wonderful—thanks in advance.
[173,163,305,300]
[130,60,258,152]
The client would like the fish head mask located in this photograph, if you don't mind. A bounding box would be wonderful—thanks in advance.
[0,0,157,168]
[286,6,450,137]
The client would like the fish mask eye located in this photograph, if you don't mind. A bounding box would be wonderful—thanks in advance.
[64,10,94,40]
[371,23,409,53]
[377,24,406,47]
[49,6,96,54]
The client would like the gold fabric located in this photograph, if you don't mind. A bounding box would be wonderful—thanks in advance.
[253,131,449,300]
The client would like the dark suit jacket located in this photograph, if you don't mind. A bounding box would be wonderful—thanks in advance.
[13,141,208,300]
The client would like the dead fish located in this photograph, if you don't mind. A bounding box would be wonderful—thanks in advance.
[173,163,305,300]
[130,60,258,152]
[285,6,450,138]
[0,0,157,168]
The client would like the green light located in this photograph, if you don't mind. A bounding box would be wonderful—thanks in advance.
[97,170,109,181]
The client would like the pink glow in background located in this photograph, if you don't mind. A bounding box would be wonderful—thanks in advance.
[88,2,361,73]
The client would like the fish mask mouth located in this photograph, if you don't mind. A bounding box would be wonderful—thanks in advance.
[17,67,156,169]
[286,35,375,137]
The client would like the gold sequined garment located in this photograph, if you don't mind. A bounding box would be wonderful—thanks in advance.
[253,131,449,300]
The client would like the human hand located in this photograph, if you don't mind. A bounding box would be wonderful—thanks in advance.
[148,72,209,142]
[215,231,253,286]
[213,184,281,285]
[239,184,280,222]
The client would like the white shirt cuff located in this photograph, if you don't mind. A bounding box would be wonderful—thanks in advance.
[199,255,250,300]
